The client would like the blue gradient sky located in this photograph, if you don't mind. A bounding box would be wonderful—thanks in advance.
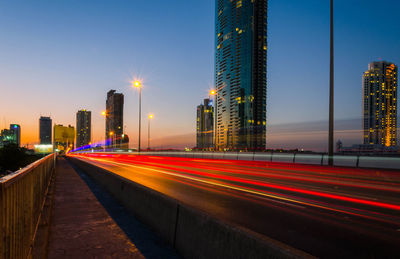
[0,0,399,150]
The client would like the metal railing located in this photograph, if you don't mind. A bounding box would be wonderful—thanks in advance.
[0,153,56,259]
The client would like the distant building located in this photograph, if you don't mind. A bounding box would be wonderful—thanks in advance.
[53,124,75,153]
[106,90,124,147]
[196,98,214,149]
[0,124,21,148]
[362,61,398,147]
[11,124,20,147]
[215,0,267,150]
[336,140,343,152]
[76,110,91,148]
[337,143,399,154]
[39,116,52,144]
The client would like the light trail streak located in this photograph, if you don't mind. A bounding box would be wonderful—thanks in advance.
[122,158,400,193]
[84,155,400,207]
[80,153,400,185]
[70,154,400,226]
[111,157,400,211]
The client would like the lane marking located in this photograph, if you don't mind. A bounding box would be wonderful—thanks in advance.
[77,156,400,225]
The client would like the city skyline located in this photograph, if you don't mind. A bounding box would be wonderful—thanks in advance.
[0,0,399,151]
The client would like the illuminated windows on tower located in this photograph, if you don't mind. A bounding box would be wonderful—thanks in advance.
[362,61,398,147]
[215,0,267,150]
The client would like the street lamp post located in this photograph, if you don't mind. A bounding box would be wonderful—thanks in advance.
[101,111,107,151]
[328,0,334,165]
[148,114,153,150]
[133,80,142,152]
[109,131,114,150]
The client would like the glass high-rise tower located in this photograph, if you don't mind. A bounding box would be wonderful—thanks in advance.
[215,0,267,150]
[362,61,397,147]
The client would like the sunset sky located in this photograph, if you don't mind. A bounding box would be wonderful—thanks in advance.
[0,0,399,151]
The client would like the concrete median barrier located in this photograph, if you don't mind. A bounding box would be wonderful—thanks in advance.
[175,205,312,259]
[68,157,313,259]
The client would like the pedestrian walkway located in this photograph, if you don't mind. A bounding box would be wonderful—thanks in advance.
[47,158,144,258]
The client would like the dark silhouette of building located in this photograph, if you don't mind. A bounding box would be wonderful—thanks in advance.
[0,124,21,148]
[39,116,52,144]
[76,110,91,148]
[215,0,267,150]
[106,90,124,147]
[196,98,214,149]
[363,61,397,146]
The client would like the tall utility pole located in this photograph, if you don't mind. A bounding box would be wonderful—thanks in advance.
[133,80,142,152]
[210,90,217,151]
[148,114,153,150]
[328,0,334,165]
[138,86,141,152]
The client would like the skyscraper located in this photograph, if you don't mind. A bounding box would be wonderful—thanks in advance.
[362,61,397,147]
[76,110,91,148]
[106,90,124,146]
[196,98,214,149]
[39,116,52,144]
[215,0,267,150]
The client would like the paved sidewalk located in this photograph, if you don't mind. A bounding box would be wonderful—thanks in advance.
[47,158,144,258]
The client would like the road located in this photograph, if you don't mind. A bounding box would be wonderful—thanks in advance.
[69,153,400,258]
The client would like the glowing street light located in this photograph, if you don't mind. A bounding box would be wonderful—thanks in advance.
[133,80,141,88]
[132,80,142,152]
[148,114,154,150]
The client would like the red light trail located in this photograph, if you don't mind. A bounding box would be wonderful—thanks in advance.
[68,153,400,225]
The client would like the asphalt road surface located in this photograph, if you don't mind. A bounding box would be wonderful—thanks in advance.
[69,153,400,258]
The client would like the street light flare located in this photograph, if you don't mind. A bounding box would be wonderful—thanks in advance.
[133,80,141,88]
